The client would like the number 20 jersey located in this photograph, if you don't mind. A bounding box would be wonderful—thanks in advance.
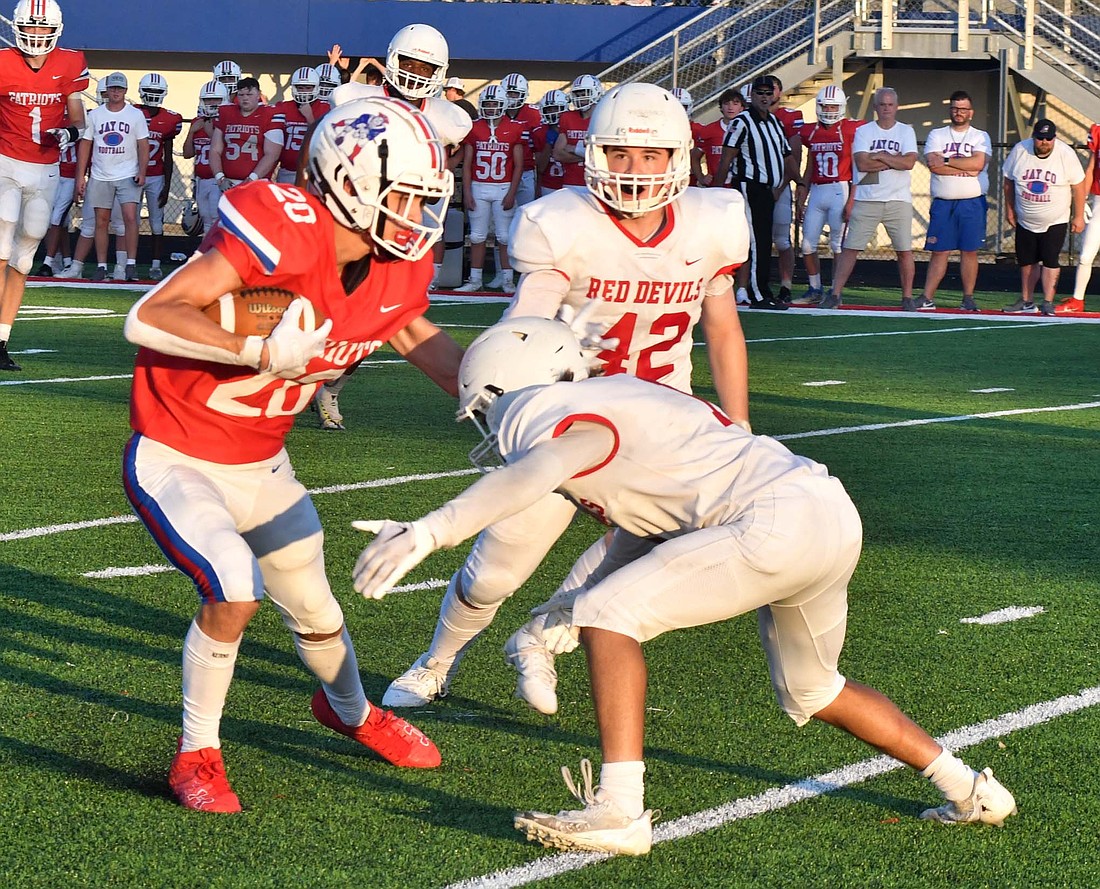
[129,182,432,463]
[508,186,748,393]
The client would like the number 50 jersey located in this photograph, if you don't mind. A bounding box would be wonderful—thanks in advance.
[508,186,748,393]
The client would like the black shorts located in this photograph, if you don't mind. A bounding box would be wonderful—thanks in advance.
[1015,222,1066,268]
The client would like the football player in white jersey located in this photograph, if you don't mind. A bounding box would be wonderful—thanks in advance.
[382,83,751,716]
[352,317,1018,855]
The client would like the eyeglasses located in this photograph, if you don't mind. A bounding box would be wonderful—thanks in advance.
[752,89,772,95]
[949,106,972,112]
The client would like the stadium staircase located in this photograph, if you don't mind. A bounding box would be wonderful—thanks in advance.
[597,0,1100,121]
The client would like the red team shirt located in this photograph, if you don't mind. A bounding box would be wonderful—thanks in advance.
[1088,123,1100,195]
[694,119,732,186]
[774,106,805,145]
[556,110,592,187]
[505,104,545,172]
[271,99,330,174]
[802,118,865,185]
[141,106,185,177]
[0,46,89,164]
[687,120,705,185]
[214,103,282,180]
[540,125,565,192]
[190,121,213,179]
[463,118,526,184]
[129,183,433,463]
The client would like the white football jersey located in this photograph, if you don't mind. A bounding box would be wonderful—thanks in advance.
[330,82,472,147]
[495,375,827,539]
[507,187,749,393]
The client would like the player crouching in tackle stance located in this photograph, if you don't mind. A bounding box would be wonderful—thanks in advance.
[352,317,1017,854]
[122,97,463,812]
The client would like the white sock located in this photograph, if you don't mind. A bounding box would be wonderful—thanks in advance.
[426,573,502,667]
[180,620,241,752]
[432,262,442,280]
[920,748,978,802]
[0,323,12,342]
[809,273,822,289]
[502,268,514,285]
[294,626,368,727]
[126,259,136,267]
[324,371,352,396]
[736,287,750,304]
[598,760,646,819]
[116,250,127,266]
[468,268,483,284]
[69,260,83,275]
[151,259,161,269]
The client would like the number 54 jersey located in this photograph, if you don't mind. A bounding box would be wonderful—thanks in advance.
[508,186,748,393]
[129,182,432,464]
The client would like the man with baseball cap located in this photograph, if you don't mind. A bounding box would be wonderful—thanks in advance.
[444,77,475,120]
[1001,118,1086,314]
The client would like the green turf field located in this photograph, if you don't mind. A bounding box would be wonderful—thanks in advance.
[2,285,1098,888]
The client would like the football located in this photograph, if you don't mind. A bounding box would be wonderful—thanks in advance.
[201,287,326,337]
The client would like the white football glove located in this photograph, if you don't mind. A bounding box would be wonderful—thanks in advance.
[539,608,580,655]
[46,127,73,150]
[1085,200,1094,224]
[351,519,437,600]
[262,298,332,378]
[217,175,235,193]
[556,300,619,374]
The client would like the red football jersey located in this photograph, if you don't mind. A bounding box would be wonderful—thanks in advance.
[129,182,432,463]
[688,120,706,185]
[190,121,213,179]
[1088,124,1100,195]
[695,119,733,186]
[556,110,592,187]
[463,118,526,185]
[214,103,282,180]
[271,99,330,174]
[141,106,185,177]
[774,106,805,142]
[505,104,545,172]
[539,126,565,192]
[0,46,89,164]
[803,118,865,185]
[58,140,77,178]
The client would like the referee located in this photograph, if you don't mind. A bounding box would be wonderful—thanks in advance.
[714,76,791,310]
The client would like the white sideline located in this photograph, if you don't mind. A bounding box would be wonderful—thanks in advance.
[444,685,1100,889]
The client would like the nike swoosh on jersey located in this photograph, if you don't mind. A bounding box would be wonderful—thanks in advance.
[379,303,401,313]
[686,257,703,266]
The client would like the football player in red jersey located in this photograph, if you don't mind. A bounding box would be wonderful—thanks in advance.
[501,72,546,209]
[454,85,524,293]
[36,103,80,276]
[272,67,331,184]
[136,73,184,280]
[553,74,604,188]
[768,75,805,304]
[0,0,88,371]
[792,86,865,304]
[210,76,283,190]
[671,88,704,185]
[183,80,230,237]
[536,89,568,193]
[690,88,744,188]
[122,97,463,813]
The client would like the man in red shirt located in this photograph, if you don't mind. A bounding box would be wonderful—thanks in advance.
[0,0,88,371]
[137,73,184,280]
[210,77,283,191]
[553,74,603,189]
[123,97,463,813]
[182,80,229,237]
[272,67,331,184]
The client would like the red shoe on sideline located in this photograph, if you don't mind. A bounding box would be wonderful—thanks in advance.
[311,689,441,769]
[1055,297,1085,315]
[168,740,242,813]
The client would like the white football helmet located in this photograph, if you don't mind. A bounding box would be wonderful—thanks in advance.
[197,79,230,118]
[308,97,454,262]
[457,317,591,469]
[291,66,320,104]
[138,73,168,108]
[671,87,694,116]
[314,63,341,100]
[12,0,62,56]
[569,74,604,113]
[539,89,569,127]
[213,60,241,93]
[97,82,109,106]
[816,85,848,126]
[584,83,692,217]
[384,23,449,101]
[478,85,506,123]
[181,200,203,238]
[502,72,529,111]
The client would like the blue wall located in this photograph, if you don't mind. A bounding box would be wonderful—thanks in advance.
[61,1,698,63]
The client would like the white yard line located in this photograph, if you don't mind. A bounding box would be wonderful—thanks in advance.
[443,685,1100,889]
[0,373,133,387]
[961,605,1046,625]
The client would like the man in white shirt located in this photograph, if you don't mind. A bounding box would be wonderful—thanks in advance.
[1001,119,1086,315]
[822,87,918,310]
[917,90,992,311]
[73,72,149,281]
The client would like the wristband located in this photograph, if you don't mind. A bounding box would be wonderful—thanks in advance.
[239,335,264,369]
[247,172,259,182]
[214,172,226,182]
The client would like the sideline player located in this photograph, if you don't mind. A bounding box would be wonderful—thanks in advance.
[536,89,569,194]
[553,74,604,189]
[1062,118,1100,313]
[792,85,864,304]
[382,83,751,714]
[272,67,330,184]
[122,97,463,813]
[136,73,184,280]
[182,80,230,236]
[353,316,1019,856]
[0,0,88,371]
[210,76,283,190]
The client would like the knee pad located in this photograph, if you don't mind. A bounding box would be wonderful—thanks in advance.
[9,197,50,273]
[458,555,521,609]
[772,224,792,251]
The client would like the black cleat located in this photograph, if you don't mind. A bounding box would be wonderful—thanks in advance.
[0,341,22,371]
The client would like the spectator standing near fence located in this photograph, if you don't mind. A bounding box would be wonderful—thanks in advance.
[137,74,184,281]
[917,91,991,311]
[824,87,918,310]
[1062,119,1100,313]
[1001,119,1085,315]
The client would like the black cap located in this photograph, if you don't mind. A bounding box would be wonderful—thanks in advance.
[750,76,772,93]
[1032,119,1056,140]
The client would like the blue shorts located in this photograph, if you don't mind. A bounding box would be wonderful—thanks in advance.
[924,195,987,253]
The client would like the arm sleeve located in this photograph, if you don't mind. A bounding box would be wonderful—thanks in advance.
[502,268,569,319]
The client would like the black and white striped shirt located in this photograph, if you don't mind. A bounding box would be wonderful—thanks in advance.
[723,108,790,189]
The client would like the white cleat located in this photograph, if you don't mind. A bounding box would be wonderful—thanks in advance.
[504,622,558,715]
[920,767,1018,826]
[54,262,84,279]
[452,280,484,293]
[112,264,126,281]
[514,759,654,855]
[382,654,454,707]
[485,273,504,289]
[501,278,516,295]
[314,386,344,431]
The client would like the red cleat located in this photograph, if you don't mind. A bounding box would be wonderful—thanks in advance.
[1055,297,1085,315]
[311,689,441,769]
[168,740,242,813]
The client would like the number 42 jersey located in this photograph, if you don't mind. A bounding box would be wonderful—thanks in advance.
[508,187,748,393]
